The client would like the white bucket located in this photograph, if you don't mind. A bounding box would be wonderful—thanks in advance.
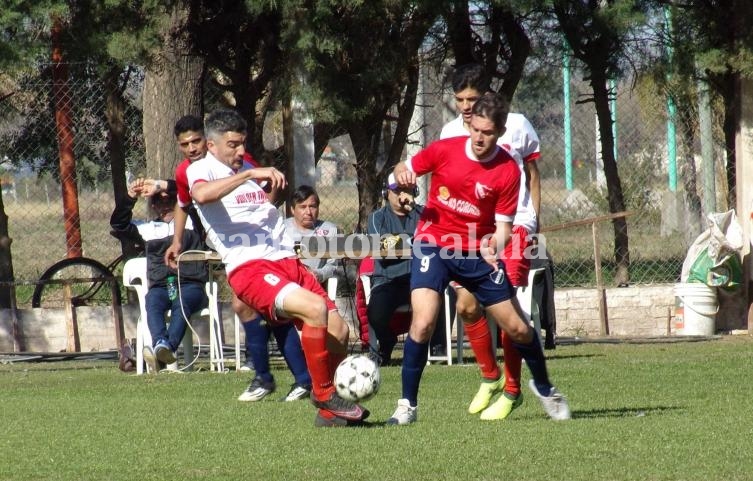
[674,283,718,336]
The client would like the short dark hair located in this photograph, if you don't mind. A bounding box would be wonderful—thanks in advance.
[451,63,490,94]
[174,115,204,138]
[204,109,247,141]
[290,185,320,206]
[471,92,509,131]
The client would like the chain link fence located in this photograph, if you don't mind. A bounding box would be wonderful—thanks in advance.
[0,62,729,308]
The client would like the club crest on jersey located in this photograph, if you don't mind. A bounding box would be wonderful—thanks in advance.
[474,182,492,200]
[264,273,281,286]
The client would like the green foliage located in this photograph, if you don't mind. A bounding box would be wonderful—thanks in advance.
[2,337,753,480]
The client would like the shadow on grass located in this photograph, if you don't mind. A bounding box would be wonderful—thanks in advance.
[541,353,604,361]
[573,405,680,419]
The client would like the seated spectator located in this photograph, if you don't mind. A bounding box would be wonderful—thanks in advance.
[366,175,455,364]
[110,178,208,372]
[284,185,342,285]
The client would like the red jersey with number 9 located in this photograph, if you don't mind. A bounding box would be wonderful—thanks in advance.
[408,136,520,251]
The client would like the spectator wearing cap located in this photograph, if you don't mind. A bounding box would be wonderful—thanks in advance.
[110,177,208,371]
[365,174,424,364]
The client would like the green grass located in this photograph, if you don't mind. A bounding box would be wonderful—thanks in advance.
[2,336,753,481]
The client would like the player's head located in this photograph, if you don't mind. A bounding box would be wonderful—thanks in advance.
[290,185,320,230]
[451,63,490,126]
[384,173,417,215]
[469,92,509,158]
[174,115,207,162]
[205,109,247,170]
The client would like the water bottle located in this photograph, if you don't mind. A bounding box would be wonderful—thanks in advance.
[167,275,177,301]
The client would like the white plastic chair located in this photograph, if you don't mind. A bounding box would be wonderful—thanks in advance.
[516,267,547,337]
[359,274,454,365]
[122,257,218,374]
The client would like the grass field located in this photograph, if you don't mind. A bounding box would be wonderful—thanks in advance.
[2,336,753,481]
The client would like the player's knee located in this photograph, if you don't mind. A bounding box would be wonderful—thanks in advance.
[409,318,435,343]
[505,318,532,343]
[232,295,257,319]
[328,311,350,344]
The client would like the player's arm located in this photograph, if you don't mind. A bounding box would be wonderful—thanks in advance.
[392,161,417,189]
[191,167,286,204]
[165,205,189,269]
[525,160,541,231]
[480,221,513,270]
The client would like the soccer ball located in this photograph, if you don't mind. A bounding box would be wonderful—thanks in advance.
[334,354,381,402]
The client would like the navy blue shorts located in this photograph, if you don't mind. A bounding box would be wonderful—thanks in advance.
[409,243,514,307]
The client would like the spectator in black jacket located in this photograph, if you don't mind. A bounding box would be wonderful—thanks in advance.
[110,178,208,371]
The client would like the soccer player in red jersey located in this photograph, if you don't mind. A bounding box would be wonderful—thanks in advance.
[386,93,570,425]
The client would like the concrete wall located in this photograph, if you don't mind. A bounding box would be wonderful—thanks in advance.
[1,284,747,352]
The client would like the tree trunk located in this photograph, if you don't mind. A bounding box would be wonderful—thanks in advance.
[104,67,128,203]
[677,100,704,235]
[591,75,630,285]
[51,16,82,259]
[721,72,739,210]
[350,126,381,233]
[0,191,14,308]
[142,6,204,179]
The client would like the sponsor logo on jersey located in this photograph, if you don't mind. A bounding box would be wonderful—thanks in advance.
[234,190,268,205]
[436,192,481,217]
[474,182,492,200]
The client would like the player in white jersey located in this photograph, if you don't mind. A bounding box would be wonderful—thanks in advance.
[186,109,368,427]
[440,63,543,421]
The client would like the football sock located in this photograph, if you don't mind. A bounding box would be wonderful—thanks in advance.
[242,316,273,383]
[301,324,335,400]
[512,334,552,396]
[501,331,522,396]
[464,317,501,381]
[271,322,311,387]
[401,335,428,406]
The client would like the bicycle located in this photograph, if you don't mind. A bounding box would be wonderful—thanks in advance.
[31,254,125,309]
[30,228,153,310]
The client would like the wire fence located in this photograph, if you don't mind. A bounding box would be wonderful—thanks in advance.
[0,62,729,308]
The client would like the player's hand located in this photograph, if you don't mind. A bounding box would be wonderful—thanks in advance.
[164,241,182,269]
[247,167,286,192]
[393,165,417,190]
[480,236,499,270]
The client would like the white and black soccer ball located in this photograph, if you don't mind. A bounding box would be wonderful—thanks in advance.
[334,354,381,402]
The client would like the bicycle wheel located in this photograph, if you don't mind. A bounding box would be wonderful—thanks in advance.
[31,257,123,309]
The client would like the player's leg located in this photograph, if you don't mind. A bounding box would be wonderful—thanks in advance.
[387,245,447,426]
[485,299,570,420]
[270,321,311,401]
[233,293,259,371]
[455,286,504,414]
[229,259,366,425]
[479,227,530,418]
[232,293,277,401]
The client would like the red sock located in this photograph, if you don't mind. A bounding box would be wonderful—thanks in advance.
[465,317,501,381]
[501,331,522,396]
[300,324,335,401]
